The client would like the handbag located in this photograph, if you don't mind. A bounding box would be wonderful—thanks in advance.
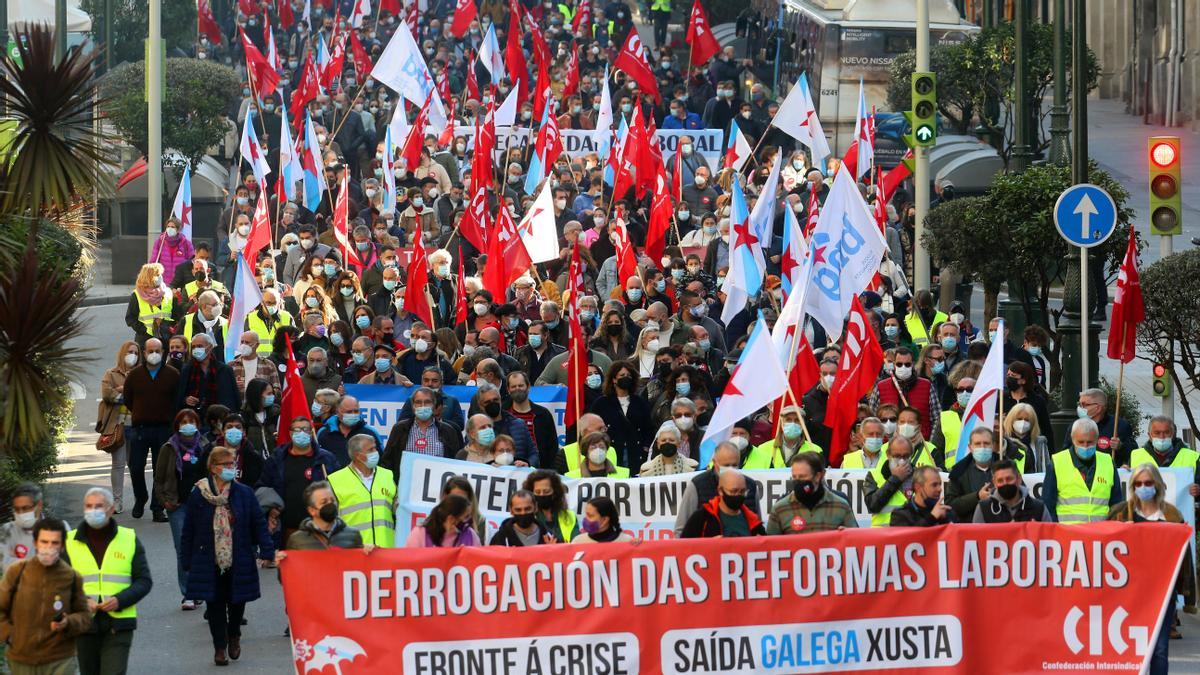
[94,401,125,453]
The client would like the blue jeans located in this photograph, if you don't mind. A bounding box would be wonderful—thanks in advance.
[1151,600,1175,675]
[168,507,189,598]
[128,424,170,513]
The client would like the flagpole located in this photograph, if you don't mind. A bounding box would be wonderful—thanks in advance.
[1112,330,1126,438]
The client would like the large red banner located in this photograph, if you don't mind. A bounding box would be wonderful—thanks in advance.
[282,523,1188,674]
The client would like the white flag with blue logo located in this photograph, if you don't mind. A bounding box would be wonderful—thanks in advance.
[801,167,887,342]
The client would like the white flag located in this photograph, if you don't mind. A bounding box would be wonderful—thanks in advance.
[747,152,781,250]
[773,72,831,169]
[592,66,614,155]
[955,321,1006,464]
[478,24,506,82]
[494,80,521,129]
[516,180,561,263]
[372,24,447,123]
[801,167,887,341]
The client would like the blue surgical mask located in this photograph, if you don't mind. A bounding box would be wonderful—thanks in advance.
[364,451,380,469]
[1027,346,1042,356]
[864,437,884,452]
[932,361,945,375]
[291,430,312,448]
[179,423,198,437]
[383,279,398,291]
[507,317,519,330]
[192,347,208,361]
[1134,485,1157,502]
[528,334,543,348]
[988,330,998,342]
[219,467,238,482]
[224,428,243,446]
[83,509,110,529]
[356,315,371,329]
[263,395,276,407]
[626,288,642,302]
[1075,445,1097,460]
[476,427,495,446]
[353,352,367,365]
[1076,406,1089,419]
[375,357,391,372]
[941,336,958,351]
[580,310,594,322]
[1152,438,1173,452]
[655,280,666,292]
[782,422,802,440]
[414,405,434,421]
[311,401,323,416]
[971,446,994,464]
[884,325,899,338]
[586,373,602,389]
[341,413,361,427]
[330,333,344,347]
[324,263,338,277]
[957,391,972,408]
[675,381,691,396]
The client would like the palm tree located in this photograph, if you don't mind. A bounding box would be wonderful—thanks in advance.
[0,25,114,484]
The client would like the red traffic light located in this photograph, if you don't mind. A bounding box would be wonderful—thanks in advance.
[1154,364,1167,377]
[1151,141,1178,167]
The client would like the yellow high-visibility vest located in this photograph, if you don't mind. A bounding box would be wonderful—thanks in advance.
[135,293,174,333]
[65,526,138,619]
[329,465,397,547]
[1051,450,1115,524]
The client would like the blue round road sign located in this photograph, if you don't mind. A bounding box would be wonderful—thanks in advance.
[1054,184,1118,248]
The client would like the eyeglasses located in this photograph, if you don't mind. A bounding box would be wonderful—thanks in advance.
[956,387,974,393]
[1132,480,1156,488]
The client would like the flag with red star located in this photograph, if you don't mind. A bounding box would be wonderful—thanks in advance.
[720,174,766,325]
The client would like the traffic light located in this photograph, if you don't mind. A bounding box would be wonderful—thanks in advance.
[901,72,937,171]
[1152,363,1171,398]
[1148,136,1182,236]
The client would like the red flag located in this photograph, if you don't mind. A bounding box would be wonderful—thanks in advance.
[276,0,295,29]
[240,28,280,95]
[562,48,580,99]
[276,333,312,447]
[881,150,912,204]
[198,0,223,44]
[332,171,365,267]
[635,111,664,199]
[482,207,531,299]
[686,0,721,66]
[610,107,642,202]
[460,188,490,253]
[239,0,260,15]
[449,0,478,38]
[840,139,860,182]
[405,222,436,327]
[771,333,819,431]
[244,191,272,264]
[564,244,588,428]
[645,167,672,263]
[320,30,347,92]
[825,297,885,466]
[804,187,820,238]
[506,4,529,105]
[405,0,419,39]
[116,157,147,190]
[348,30,373,80]
[613,30,660,103]
[290,54,321,122]
[612,216,638,283]
[1107,228,1144,363]
[455,246,469,327]
[466,57,481,102]
[532,57,552,123]
[438,96,457,148]
[572,0,591,36]
[401,95,432,171]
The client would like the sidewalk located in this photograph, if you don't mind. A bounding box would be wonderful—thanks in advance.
[81,242,128,307]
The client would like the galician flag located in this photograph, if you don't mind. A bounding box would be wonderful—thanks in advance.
[170,164,193,241]
[719,174,765,325]
[301,113,324,211]
[224,256,263,363]
[955,319,1005,464]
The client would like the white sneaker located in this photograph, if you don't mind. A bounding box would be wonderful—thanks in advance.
[181,600,196,611]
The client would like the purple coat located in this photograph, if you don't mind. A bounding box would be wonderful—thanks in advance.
[152,234,194,278]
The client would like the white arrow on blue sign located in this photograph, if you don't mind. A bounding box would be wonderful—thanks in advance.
[1053,184,1118,248]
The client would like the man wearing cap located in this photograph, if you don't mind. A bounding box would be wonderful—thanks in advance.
[357,343,411,386]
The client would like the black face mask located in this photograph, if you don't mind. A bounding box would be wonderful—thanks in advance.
[483,401,502,418]
[380,332,394,343]
[514,512,536,528]
[1005,377,1021,391]
[318,503,338,522]
[658,443,678,457]
[194,270,207,282]
[605,324,623,336]
[535,494,556,510]
[616,375,635,390]
[721,493,746,510]
[996,483,1019,500]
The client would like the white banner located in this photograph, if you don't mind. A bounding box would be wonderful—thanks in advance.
[451,127,724,164]
[392,454,1195,542]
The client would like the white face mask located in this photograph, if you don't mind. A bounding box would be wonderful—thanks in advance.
[674,415,694,431]
[729,436,749,451]
[14,511,37,529]
[822,374,836,389]
[588,447,608,466]
[146,352,163,366]
[898,423,919,438]
[239,343,255,358]
[894,365,913,380]
[494,451,514,466]
[1013,419,1032,435]
[123,353,138,368]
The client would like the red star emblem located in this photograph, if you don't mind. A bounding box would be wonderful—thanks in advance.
[723,365,744,397]
[180,202,192,228]
[326,646,338,656]
[812,244,827,264]
[781,246,799,282]
[732,218,758,250]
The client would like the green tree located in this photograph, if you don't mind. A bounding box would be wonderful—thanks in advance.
[887,23,1099,167]
[101,58,240,171]
[0,27,107,490]
[79,0,200,66]
[1137,249,1200,438]
[922,163,1135,390]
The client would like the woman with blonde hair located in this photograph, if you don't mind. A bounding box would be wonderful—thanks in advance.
[291,283,337,327]
[1004,403,1049,472]
[1108,462,1195,672]
[98,340,141,512]
[125,262,178,345]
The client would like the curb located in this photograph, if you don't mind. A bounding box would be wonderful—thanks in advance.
[80,295,127,308]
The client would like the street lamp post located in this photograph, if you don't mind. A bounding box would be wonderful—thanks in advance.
[146,0,162,260]
[1011,0,1033,172]
[1048,0,1070,166]
[1051,0,1093,445]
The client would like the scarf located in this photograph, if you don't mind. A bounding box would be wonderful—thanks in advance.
[588,524,624,542]
[169,432,204,479]
[137,283,166,306]
[197,478,233,573]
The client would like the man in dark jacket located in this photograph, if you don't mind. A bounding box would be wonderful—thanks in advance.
[124,338,181,521]
[681,470,765,538]
[381,387,465,472]
[801,359,837,455]
[505,371,559,470]
[283,482,364,550]
[397,368,464,430]
[489,491,553,546]
[472,383,538,466]
[972,460,1052,522]
[256,417,340,543]
[315,395,385,467]
[944,427,999,521]
[68,487,153,675]
[673,443,761,536]
[890,465,957,527]
[515,322,566,384]
[175,333,239,427]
